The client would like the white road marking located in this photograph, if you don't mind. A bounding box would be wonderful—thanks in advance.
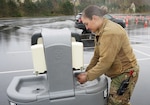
[7,51,31,54]
[133,49,150,57]
[0,69,33,74]
[133,45,150,49]
[1,47,150,74]
[137,58,150,61]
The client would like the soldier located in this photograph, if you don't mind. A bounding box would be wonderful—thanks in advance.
[77,5,139,105]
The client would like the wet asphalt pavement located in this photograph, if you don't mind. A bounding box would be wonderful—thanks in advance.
[0,15,150,105]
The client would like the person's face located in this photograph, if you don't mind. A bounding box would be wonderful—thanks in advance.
[81,15,101,33]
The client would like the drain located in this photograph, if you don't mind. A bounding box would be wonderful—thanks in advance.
[32,88,43,94]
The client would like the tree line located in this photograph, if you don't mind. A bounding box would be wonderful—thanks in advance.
[0,0,74,17]
[77,0,150,14]
[0,0,149,18]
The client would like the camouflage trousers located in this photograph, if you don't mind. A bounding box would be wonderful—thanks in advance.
[107,65,139,105]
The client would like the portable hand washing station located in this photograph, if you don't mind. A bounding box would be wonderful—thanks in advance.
[7,28,108,105]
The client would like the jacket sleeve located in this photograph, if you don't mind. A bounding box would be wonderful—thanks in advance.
[86,49,99,71]
[87,33,122,80]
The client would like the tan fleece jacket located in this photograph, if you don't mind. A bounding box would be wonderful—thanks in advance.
[86,18,137,80]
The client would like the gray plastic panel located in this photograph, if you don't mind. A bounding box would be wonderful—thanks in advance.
[7,75,108,105]
[41,28,75,99]
[7,74,49,103]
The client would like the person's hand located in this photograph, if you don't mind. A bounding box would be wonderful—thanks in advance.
[77,72,87,84]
